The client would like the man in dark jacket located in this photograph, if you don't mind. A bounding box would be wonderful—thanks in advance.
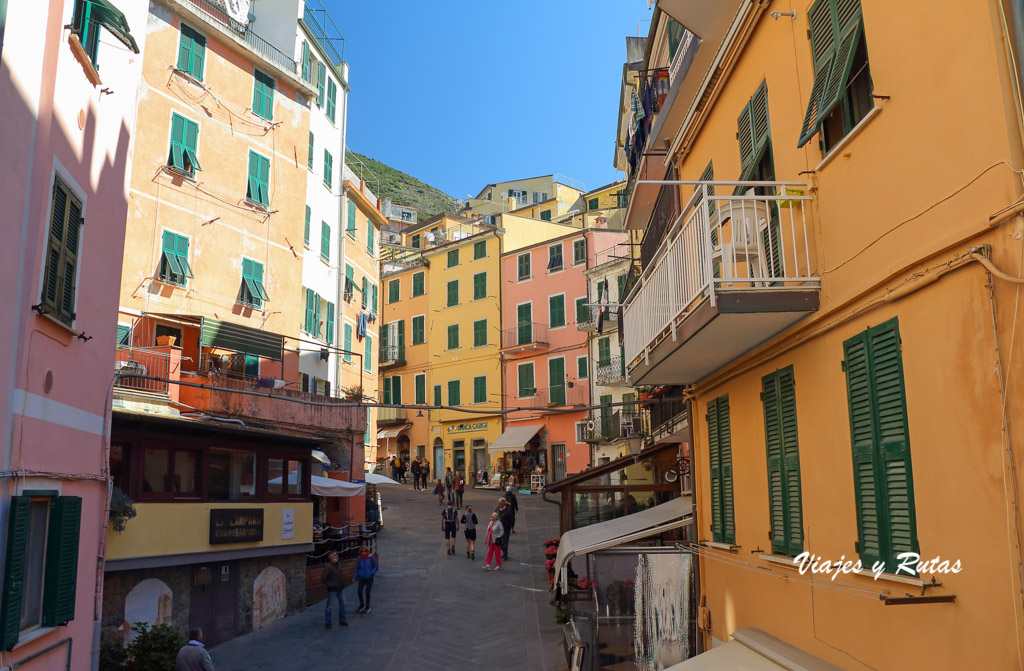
[175,628,214,671]
[496,498,515,560]
[321,551,349,628]
[411,458,422,491]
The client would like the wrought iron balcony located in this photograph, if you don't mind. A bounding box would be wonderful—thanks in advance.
[376,407,407,426]
[379,344,405,369]
[595,356,627,387]
[180,0,298,75]
[519,384,588,409]
[501,322,549,351]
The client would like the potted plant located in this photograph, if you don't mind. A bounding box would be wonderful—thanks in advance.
[109,486,137,533]
[554,606,570,625]
[156,335,176,347]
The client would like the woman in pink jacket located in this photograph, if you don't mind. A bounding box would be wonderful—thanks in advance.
[482,512,504,571]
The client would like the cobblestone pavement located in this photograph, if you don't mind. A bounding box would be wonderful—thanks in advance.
[211,483,566,671]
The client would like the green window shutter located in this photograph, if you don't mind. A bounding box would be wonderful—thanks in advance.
[312,293,321,338]
[412,315,425,344]
[252,70,274,120]
[448,380,460,406]
[301,40,310,80]
[326,78,337,123]
[326,302,335,345]
[388,279,399,303]
[549,295,565,328]
[41,496,81,627]
[241,258,265,308]
[308,132,314,170]
[588,197,599,210]
[415,375,426,404]
[540,210,551,221]
[382,377,391,404]
[573,239,586,264]
[323,150,333,189]
[473,319,486,347]
[707,396,735,544]
[473,272,486,300]
[598,337,611,366]
[304,288,315,332]
[160,231,184,284]
[367,221,375,255]
[548,358,565,405]
[413,272,424,297]
[737,82,770,174]
[251,260,267,303]
[474,376,487,403]
[517,303,532,344]
[447,280,458,307]
[372,284,378,313]
[412,234,421,249]
[344,264,354,301]
[518,254,530,280]
[397,319,405,349]
[317,62,326,106]
[343,322,352,359]
[43,178,82,323]
[577,356,588,379]
[361,277,368,309]
[1,496,31,648]
[447,324,459,350]
[762,367,803,556]
[434,384,442,406]
[304,205,311,246]
[169,114,185,171]
[600,394,613,437]
[116,325,130,345]
[177,24,205,80]
[364,335,372,371]
[666,18,686,61]
[518,364,534,397]
[321,222,330,262]
[575,297,588,324]
[392,377,402,405]
[347,199,356,236]
[174,233,193,279]
[182,117,200,172]
[447,249,459,268]
[474,240,486,259]
[247,152,269,207]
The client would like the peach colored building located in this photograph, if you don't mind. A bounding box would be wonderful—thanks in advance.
[0,0,146,666]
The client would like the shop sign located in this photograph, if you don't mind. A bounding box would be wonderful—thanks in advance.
[281,507,294,540]
[210,508,264,544]
[447,422,488,434]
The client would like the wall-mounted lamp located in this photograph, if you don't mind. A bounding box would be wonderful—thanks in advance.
[770,10,797,19]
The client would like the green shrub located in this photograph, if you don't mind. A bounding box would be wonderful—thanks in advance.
[124,623,185,671]
[99,638,127,671]
[109,486,137,533]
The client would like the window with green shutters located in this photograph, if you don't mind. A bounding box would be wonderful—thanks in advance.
[344,264,354,301]
[517,303,532,345]
[575,297,589,325]
[597,337,611,366]
[252,69,274,120]
[367,220,375,256]
[549,294,566,328]
[761,366,804,556]
[798,0,872,151]
[371,284,378,314]
[548,244,563,272]
[447,324,459,350]
[388,278,400,303]
[573,239,586,265]
[540,210,551,221]
[304,205,311,247]
[347,198,356,237]
[588,197,599,210]
[473,319,487,347]
[736,81,771,182]
[301,40,310,82]
[240,258,269,308]
[412,271,425,297]
[307,132,314,170]
[320,222,330,263]
[434,384,442,407]
[326,77,337,123]
[168,113,201,176]
[303,288,316,334]
[246,151,270,207]
[361,277,368,309]
[517,253,530,281]
[415,374,426,404]
[116,325,131,345]
[448,380,461,406]
[412,234,421,249]
[383,376,402,405]
[159,231,192,287]
[412,315,425,345]
[325,301,335,345]
[473,376,487,404]
[548,358,565,405]
[843,318,919,574]
[577,355,588,379]
[343,322,352,360]
[474,240,486,260]
[323,150,333,189]
[517,363,535,398]
[473,272,486,300]
[364,335,372,371]
[707,395,735,544]
[448,249,459,268]
[447,280,459,307]
[177,24,205,80]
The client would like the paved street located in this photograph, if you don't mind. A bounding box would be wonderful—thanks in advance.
[211,484,565,671]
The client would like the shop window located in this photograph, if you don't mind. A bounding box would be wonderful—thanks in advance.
[266,457,304,497]
[141,447,200,497]
[208,448,257,501]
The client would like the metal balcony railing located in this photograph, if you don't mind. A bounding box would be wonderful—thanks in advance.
[576,305,596,332]
[377,407,406,425]
[595,356,627,386]
[501,322,549,349]
[114,346,170,395]
[521,384,587,409]
[303,0,345,66]
[379,344,405,366]
[182,0,298,74]
[623,181,817,368]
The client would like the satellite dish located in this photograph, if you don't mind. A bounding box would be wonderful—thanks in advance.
[225,0,250,24]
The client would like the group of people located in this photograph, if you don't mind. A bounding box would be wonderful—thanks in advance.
[432,466,466,507]
[440,484,519,571]
[388,454,435,490]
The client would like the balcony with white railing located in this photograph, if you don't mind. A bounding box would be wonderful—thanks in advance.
[623,181,819,385]
[595,356,627,387]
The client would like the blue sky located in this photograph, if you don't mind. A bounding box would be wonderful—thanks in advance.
[331,0,652,201]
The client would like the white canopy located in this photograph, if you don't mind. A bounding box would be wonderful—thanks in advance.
[663,641,786,671]
[377,425,410,440]
[664,628,843,671]
[364,472,399,485]
[268,473,365,497]
[488,424,544,453]
[553,496,693,588]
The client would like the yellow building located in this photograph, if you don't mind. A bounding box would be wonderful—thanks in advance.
[462,174,584,220]
[616,0,1024,668]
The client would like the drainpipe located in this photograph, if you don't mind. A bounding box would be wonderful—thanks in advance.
[336,184,348,397]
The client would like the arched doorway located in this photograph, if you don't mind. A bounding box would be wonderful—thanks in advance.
[433,437,444,481]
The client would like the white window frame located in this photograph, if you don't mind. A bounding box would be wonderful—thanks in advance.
[548,292,567,331]
[517,252,532,282]
[517,361,536,398]
[414,372,426,404]
[576,354,589,380]
[548,242,564,274]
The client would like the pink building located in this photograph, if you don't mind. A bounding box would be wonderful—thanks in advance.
[0,0,146,667]
[499,228,627,483]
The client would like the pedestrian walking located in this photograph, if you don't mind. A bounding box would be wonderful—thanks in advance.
[483,512,504,571]
[399,459,407,484]
[411,458,422,490]
[390,455,399,483]
[496,498,514,561]
[505,485,519,534]
[422,459,431,492]
[175,628,214,671]
[443,467,455,504]
[441,501,459,555]
[321,551,349,628]
[461,505,478,559]
[455,473,465,508]
[433,479,445,504]
[355,545,378,614]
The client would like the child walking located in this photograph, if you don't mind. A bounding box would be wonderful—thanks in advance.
[433,479,445,504]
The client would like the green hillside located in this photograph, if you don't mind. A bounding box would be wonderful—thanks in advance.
[346,152,456,221]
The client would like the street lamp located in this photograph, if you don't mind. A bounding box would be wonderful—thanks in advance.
[625,430,643,459]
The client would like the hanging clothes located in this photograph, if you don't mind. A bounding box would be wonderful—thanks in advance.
[357,311,368,338]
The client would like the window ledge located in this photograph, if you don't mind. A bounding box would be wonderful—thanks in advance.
[172,68,204,89]
[244,198,269,212]
[853,568,925,587]
[68,33,100,86]
[705,541,740,552]
[813,105,883,173]
[758,553,801,569]
[12,625,57,651]
[34,308,77,337]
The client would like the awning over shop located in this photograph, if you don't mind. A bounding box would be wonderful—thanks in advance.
[553,496,693,588]
[142,313,285,360]
[268,474,364,497]
[664,628,844,671]
[488,424,544,453]
[312,450,330,465]
[377,424,410,440]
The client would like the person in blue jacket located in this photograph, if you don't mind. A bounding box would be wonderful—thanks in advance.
[355,545,379,614]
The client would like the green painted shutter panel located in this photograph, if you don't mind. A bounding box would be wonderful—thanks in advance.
[600,394,613,438]
[326,78,337,123]
[666,18,686,60]
[575,298,587,324]
[736,103,754,170]
[762,368,803,556]
[367,221,374,255]
[434,384,442,406]
[59,193,82,320]
[416,375,426,404]
[577,356,588,378]
[302,40,310,80]
[305,288,315,332]
[413,316,424,344]
[762,374,786,554]
[413,272,424,296]
[343,323,352,360]
[448,380,459,406]
[169,114,185,170]
[362,277,368,309]
[707,399,723,542]
[364,335,372,371]
[719,397,735,544]
[447,324,458,349]
[348,199,356,235]
[43,181,69,311]
[317,62,326,105]
[258,155,270,204]
[844,331,884,568]
[345,265,354,301]
[588,197,599,210]
[1,496,31,649]
[598,338,611,366]
[247,151,259,202]
[549,358,565,405]
[473,319,486,347]
[326,302,335,345]
[474,240,486,259]
[324,150,333,188]
[381,323,389,352]
[447,280,458,307]
[750,81,770,158]
[809,0,836,60]
[41,496,81,627]
[388,279,399,303]
[372,285,378,313]
[382,376,391,404]
[321,222,330,261]
[308,132,314,170]
[518,365,534,396]
[397,319,405,348]
[448,249,459,267]
[474,376,486,403]
[517,303,532,344]
[549,295,565,328]
[312,293,321,338]
[474,273,486,300]
[778,369,803,556]
[818,22,863,124]
[304,205,311,245]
